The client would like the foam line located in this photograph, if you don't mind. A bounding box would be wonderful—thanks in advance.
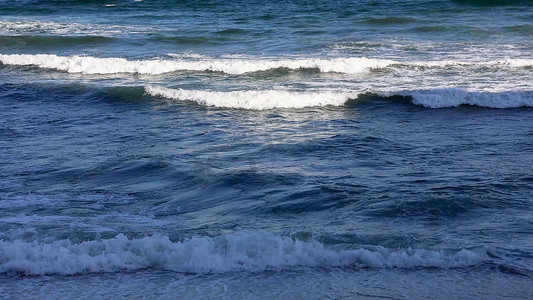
[145,85,355,109]
[0,232,485,275]
[1,53,531,75]
[0,54,395,75]
[404,89,533,108]
[146,86,533,109]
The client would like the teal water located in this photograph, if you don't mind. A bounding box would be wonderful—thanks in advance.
[1,1,533,299]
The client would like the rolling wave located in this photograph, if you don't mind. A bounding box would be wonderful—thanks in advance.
[1,53,531,75]
[147,86,533,109]
[145,85,354,109]
[0,54,394,75]
[0,231,485,275]
[405,89,533,108]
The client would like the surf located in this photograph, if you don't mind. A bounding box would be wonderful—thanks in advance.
[2,54,532,75]
[0,231,486,276]
[146,86,533,109]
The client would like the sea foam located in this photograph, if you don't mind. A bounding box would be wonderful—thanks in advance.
[146,86,533,109]
[0,231,485,275]
[145,85,355,109]
[0,54,394,75]
[2,53,531,75]
[405,89,533,108]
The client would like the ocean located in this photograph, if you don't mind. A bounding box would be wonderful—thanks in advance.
[1,0,532,299]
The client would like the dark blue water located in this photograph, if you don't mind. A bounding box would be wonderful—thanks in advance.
[1,1,533,299]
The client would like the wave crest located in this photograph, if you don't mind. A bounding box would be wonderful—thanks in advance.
[405,89,533,108]
[145,86,354,109]
[0,232,485,275]
[146,86,533,109]
[0,54,394,75]
[2,53,531,75]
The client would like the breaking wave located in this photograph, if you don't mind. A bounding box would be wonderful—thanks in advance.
[404,89,533,108]
[0,231,486,275]
[145,85,355,109]
[0,54,394,75]
[1,53,531,75]
[146,86,533,109]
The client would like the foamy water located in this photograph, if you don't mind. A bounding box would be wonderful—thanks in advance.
[1,0,533,299]
[1,54,532,75]
[2,53,531,110]
[146,85,533,109]
[0,232,485,275]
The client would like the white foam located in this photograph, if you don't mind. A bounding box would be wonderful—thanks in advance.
[147,86,533,109]
[1,54,532,75]
[404,89,533,108]
[146,86,355,109]
[0,231,485,275]
[0,54,395,75]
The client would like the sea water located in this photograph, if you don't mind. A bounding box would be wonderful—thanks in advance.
[1,1,532,299]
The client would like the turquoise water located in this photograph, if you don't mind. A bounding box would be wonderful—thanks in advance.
[1,1,533,299]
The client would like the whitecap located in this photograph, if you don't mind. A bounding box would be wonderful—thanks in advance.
[145,85,356,109]
[0,231,486,275]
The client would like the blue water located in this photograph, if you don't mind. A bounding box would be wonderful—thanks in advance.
[1,1,533,299]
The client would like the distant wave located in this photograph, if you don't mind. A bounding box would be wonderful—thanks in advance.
[360,16,418,25]
[451,0,533,6]
[0,35,115,47]
[0,21,131,36]
[0,231,485,275]
[1,54,532,75]
[147,86,533,109]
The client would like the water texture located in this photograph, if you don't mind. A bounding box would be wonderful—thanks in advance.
[1,1,532,299]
